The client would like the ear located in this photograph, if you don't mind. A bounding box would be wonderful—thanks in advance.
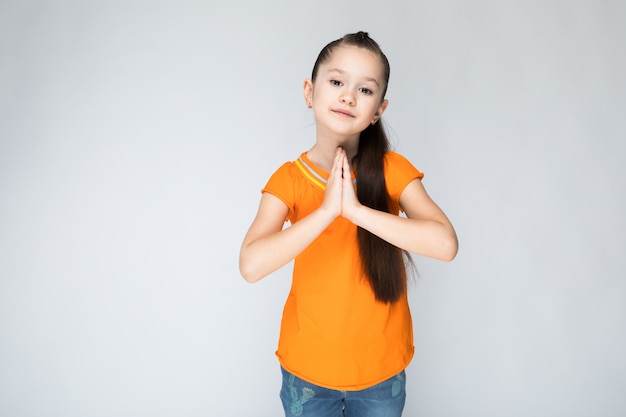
[303,78,313,108]
[375,99,389,118]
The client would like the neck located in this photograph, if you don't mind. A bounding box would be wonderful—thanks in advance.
[307,132,359,172]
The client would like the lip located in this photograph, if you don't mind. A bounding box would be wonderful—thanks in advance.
[332,108,355,118]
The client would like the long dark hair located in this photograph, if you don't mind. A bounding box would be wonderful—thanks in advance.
[311,32,410,304]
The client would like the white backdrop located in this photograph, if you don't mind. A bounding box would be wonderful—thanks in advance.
[1,1,625,416]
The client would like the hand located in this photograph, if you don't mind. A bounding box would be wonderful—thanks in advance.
[320,147,362,222]
[339,150,362,221]
[320,148,344,219]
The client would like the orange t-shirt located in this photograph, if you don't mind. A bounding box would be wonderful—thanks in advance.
[262,151,424,390]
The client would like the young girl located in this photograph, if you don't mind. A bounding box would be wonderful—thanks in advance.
[239,31,458,417]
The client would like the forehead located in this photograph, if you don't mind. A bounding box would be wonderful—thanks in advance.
[318,45,385,82]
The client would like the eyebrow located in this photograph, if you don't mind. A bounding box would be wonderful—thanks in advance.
[327,68,380,86]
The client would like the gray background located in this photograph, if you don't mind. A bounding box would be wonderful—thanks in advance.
[1,1,624,416]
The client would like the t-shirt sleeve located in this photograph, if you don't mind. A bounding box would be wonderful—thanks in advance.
[261,162,296,222]
[384,152,424,208]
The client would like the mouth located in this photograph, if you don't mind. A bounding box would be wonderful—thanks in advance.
[332,108,355,118]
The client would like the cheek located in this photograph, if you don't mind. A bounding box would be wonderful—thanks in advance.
[366,102,382,116]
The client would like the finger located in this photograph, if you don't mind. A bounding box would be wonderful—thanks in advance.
[328,149,342,182]
[332,148,343,178]
[342,152,352,183]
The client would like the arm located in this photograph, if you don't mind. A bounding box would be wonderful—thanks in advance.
[340,154,458,261]
[239,193,335,282]
[239,150,346,283]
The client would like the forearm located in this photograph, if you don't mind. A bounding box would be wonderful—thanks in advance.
[348,205,458,261]
[239,207,336,283]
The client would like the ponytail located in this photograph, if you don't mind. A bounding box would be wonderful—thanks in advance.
[354,122,410,304]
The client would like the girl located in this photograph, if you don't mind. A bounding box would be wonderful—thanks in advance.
[239,31,458,417]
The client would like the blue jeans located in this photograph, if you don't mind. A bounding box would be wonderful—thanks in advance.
[279,367,406,417]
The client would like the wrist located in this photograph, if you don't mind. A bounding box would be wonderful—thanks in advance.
[345,202,366,226]
[317,205,340,224]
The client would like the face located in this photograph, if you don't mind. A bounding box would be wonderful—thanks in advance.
[304,45,389,138]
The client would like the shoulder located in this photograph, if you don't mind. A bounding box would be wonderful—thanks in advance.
[384,151,424,191]
[382,151,424,208]
[261,154,309,219]
[264,155,304,186]
[273,160,299,176]
[384,151,424,178]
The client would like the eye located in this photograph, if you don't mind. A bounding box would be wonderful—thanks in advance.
[330,79,343,86]
[359,87,374,95]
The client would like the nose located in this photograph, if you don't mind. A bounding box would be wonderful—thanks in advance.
[339,93,355,106]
